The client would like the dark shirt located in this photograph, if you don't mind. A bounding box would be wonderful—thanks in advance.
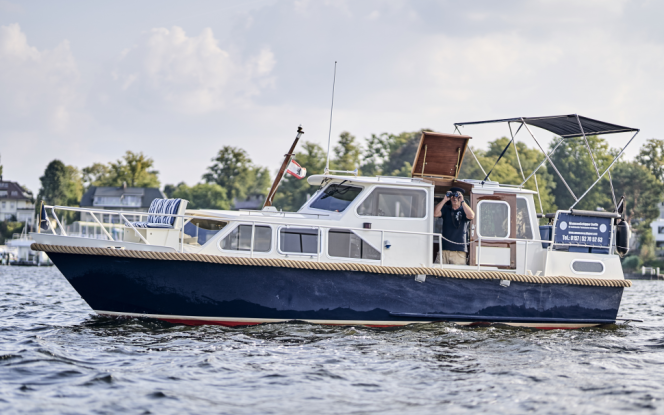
[440,203,469,252]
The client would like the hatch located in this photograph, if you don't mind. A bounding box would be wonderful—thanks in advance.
[410,132,471,180]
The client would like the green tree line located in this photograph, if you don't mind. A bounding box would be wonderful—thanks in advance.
[28,130,664,266]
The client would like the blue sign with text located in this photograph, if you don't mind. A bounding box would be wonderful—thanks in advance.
[554,213,611,247]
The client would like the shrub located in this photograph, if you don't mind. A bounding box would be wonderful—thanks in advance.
[622,255,643,271]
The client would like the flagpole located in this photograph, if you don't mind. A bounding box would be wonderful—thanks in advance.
[263,125,305,208]
[324,61,337,175]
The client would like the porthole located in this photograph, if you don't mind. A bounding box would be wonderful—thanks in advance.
[570,260,605,275]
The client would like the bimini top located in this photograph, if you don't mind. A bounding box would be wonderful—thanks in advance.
[454,114,638,138]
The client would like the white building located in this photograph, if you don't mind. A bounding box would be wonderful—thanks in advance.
[650,201,664,255]
[0,180,34,225]
[66,185,165,239]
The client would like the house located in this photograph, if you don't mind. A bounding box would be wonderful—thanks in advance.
[80,185,166,223]
[0,179,34,225]
[67,185,165,240]
[650,201,664,255]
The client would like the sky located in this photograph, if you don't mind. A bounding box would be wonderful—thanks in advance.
[1,0,662,194]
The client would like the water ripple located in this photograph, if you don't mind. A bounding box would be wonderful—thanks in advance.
[1,266,663,414]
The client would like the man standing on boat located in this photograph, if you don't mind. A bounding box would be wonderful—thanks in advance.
[434,187,475,265]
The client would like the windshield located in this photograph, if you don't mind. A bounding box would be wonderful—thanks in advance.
[309,184,362,212]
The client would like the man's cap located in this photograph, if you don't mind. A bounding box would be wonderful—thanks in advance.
[450,187,465,195]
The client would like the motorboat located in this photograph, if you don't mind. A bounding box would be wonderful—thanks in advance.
[31,115,637,329]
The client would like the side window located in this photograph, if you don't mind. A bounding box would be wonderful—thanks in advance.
[221,225,272,252]
[357,188,426,218]
[279,227,319,254]
[516,198,533,240]
[328,229,381,260]
[184,218,228,246]
[478,201,510,238]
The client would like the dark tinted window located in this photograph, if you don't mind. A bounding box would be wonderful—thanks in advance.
[221,225,271,252]
[280,228,319,254]
[328,229,381,260]
[309,184,362,212]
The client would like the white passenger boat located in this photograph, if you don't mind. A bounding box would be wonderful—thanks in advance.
[31,115,636,329]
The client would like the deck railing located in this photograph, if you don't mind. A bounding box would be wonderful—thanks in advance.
[40,204,613,272]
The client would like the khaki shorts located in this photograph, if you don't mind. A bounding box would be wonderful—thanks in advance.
[435,250,467,265]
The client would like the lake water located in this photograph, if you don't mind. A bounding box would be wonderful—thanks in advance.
[1,266,663,414]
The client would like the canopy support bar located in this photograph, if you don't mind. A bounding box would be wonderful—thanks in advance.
[510,122,543,213]
[521,118,578,201]
[576,115,618,211]
[455,125,487,177]
[520,138,564,186]
[481,122,524,183]
[570,130,640,209]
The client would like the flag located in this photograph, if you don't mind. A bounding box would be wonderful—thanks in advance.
[39,201,50,233]
[286,160,306,179]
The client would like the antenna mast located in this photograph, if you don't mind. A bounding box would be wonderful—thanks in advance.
[324,61,337,175]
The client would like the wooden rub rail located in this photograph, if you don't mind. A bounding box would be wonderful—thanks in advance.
[31,243,632,288]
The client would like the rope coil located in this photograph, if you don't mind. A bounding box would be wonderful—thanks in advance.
[31,243,631,288]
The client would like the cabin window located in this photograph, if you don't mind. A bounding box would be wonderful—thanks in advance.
[221,224,272,252]
[279,227,319,254]
[478,201,510,238]
[357,187,426,218]
[309,184,362,212]
[328,229,381,260]
[516,198,533,240]
[185,218,228,246]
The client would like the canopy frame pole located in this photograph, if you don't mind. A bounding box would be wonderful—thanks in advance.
[520,118,578,201]
[510,122,527,181]
[576,114,618,211]
[570,130,640,210]
[454,125,487,177]
[481,122,524,183]
[520,138,565,186]
[510,122,543,213]
[534,173,544,214]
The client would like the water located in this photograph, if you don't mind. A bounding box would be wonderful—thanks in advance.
[1,267,663,414]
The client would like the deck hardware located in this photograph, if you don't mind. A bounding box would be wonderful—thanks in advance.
[500,280,511,287]
[415,274,426,283]
[363,223,371,229]
[384,240,391,249]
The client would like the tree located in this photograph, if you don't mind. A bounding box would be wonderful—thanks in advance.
[547,135,615,211]
[96,151,160,188]
[81,163,110,190]
[636,138,664,181]
[611,160,664,263]
[37,160,82,206]
[332,131,361,172]
[36,160,83,224]
[612,161,664,227]
[168,182,231,210]
[361,130,429,176]
[203,146,271,204]
[272,142,326,211]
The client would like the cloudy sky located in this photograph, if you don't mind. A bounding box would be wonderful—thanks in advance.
[1,0,661,193]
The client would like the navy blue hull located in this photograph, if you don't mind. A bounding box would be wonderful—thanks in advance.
[48,253,624,328]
